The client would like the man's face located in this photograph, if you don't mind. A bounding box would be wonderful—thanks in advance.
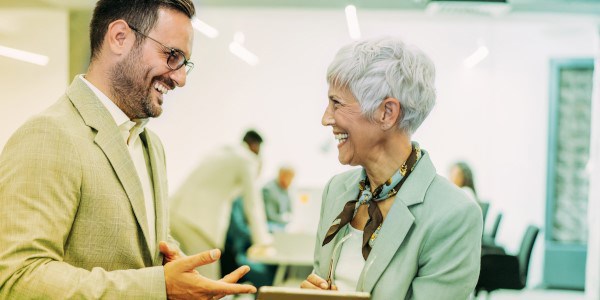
[110,8,194,119]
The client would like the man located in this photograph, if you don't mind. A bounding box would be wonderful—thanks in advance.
[170,130,273,279]
[263,166,295,232]
[0,0,255,298]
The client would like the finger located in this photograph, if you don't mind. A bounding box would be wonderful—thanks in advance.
[200,280,257,295]
[173,249,220,272]
[159,241,175,257]
[300,280,320,289]
[307,274,328,289]
[220,265,250,283]
[331,285,338,291]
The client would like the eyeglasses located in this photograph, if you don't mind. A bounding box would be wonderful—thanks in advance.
[326,232,353,290]
[128,24,194,74]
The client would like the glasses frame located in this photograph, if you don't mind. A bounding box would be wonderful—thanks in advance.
[326,232,354,290]
[128,24,194,74]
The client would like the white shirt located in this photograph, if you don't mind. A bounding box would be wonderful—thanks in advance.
[334,225,366,291]
[80,75,156,254]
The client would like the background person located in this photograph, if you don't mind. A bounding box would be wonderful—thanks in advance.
[0,0,255,298]
[263,166,296,232]
[169,130,273,279]
[449,161,478,202]
[300,37,483,299]
[221,197,277,291]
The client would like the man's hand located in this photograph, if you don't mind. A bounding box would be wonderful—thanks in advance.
[160,241,183,265]
[164,248,257,300]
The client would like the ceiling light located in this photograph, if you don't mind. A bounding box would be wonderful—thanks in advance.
[192,17,219,38]
[463,45,489,68]
[229,32,259,66]
[0,45,49,66]
[345,5,361,40]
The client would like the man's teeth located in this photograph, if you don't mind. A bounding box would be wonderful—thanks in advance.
[154,82,169,94]
[335,133,348,144]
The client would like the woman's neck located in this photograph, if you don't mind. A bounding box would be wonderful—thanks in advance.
[364,138,413,190]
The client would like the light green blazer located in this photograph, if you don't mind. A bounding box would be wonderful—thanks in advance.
[0,77,176,299]
[313,151,483,300]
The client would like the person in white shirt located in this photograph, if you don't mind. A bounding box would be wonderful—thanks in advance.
[170,130,273,279]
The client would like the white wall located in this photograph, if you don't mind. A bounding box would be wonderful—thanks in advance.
[0,9,69,148]
[1,6,598,289]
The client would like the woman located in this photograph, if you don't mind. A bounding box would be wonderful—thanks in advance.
[449,161,478,202]
[300,37,483,299]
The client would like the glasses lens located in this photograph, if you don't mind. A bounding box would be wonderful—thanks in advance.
[167,51,184,70]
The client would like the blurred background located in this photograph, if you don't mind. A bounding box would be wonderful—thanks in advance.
[1,0,599,299]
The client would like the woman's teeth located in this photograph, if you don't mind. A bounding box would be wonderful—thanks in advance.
[335,133,348,144]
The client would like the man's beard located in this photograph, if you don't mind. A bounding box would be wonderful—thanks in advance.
[109,47,160,119]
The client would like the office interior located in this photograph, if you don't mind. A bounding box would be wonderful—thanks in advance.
[1,0,599,299]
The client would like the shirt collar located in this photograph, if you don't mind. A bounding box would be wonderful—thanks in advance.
[80,75,149,145]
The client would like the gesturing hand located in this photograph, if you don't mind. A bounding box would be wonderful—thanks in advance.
[164,248,257,300]
[160,241,183,265]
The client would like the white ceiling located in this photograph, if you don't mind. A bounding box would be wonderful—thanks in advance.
[1,0,600,14]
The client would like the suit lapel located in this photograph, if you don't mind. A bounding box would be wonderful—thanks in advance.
[318,171,362,277]
[141,130,166,265]
[66,77,152,255]
[358,151,437,293]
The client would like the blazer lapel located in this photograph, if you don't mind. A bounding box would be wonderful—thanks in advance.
[318,171,362,277]
[358,151,437,293]
[66,77,152,254]
[141,130,167,265]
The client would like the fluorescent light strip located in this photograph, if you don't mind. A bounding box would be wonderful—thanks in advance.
[192,17,219,38]
[0,45,49,66]
[463,46,489,69]
[229,42,259,66]
[345,5,361,40]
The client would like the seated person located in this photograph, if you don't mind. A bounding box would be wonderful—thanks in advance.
[300,37,482,299]
[263,166,295,232]
[221,197,277,290]
[449,161,478,202]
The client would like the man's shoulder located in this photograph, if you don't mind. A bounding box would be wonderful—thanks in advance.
[15,96,81,135]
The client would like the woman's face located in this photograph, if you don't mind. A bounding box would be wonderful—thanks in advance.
[450,166,465,187]
[321,85,384,167]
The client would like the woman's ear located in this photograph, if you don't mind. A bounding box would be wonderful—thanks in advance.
[379,97,401,130]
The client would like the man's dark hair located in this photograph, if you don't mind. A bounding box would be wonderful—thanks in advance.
[243,130,263,145]
[89,0,195,61]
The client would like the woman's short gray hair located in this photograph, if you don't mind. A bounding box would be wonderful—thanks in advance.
[326,37,436,135]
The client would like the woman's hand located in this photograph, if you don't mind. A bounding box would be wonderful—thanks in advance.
[300,274,338,290]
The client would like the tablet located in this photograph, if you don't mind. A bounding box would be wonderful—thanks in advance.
[257,286,371,300]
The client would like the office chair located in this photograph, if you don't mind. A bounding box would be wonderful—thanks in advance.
[479,201,490,225]
[482,212,503,248]
[489,213,502,241]
[475,225,540,299]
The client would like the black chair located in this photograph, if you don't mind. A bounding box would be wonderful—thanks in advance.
[489,212,502,241]
[479,201,490,225]
[482,212,503,247]
[475,225,540,299]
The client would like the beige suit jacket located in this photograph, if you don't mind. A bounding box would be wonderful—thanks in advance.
[0,77,176,299]
[313,151,483,300]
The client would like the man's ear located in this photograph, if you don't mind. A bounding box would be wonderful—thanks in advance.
[105,19,135,57]
[379,97,401,130]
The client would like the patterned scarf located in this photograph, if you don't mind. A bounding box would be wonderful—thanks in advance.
[322,143,421,260]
